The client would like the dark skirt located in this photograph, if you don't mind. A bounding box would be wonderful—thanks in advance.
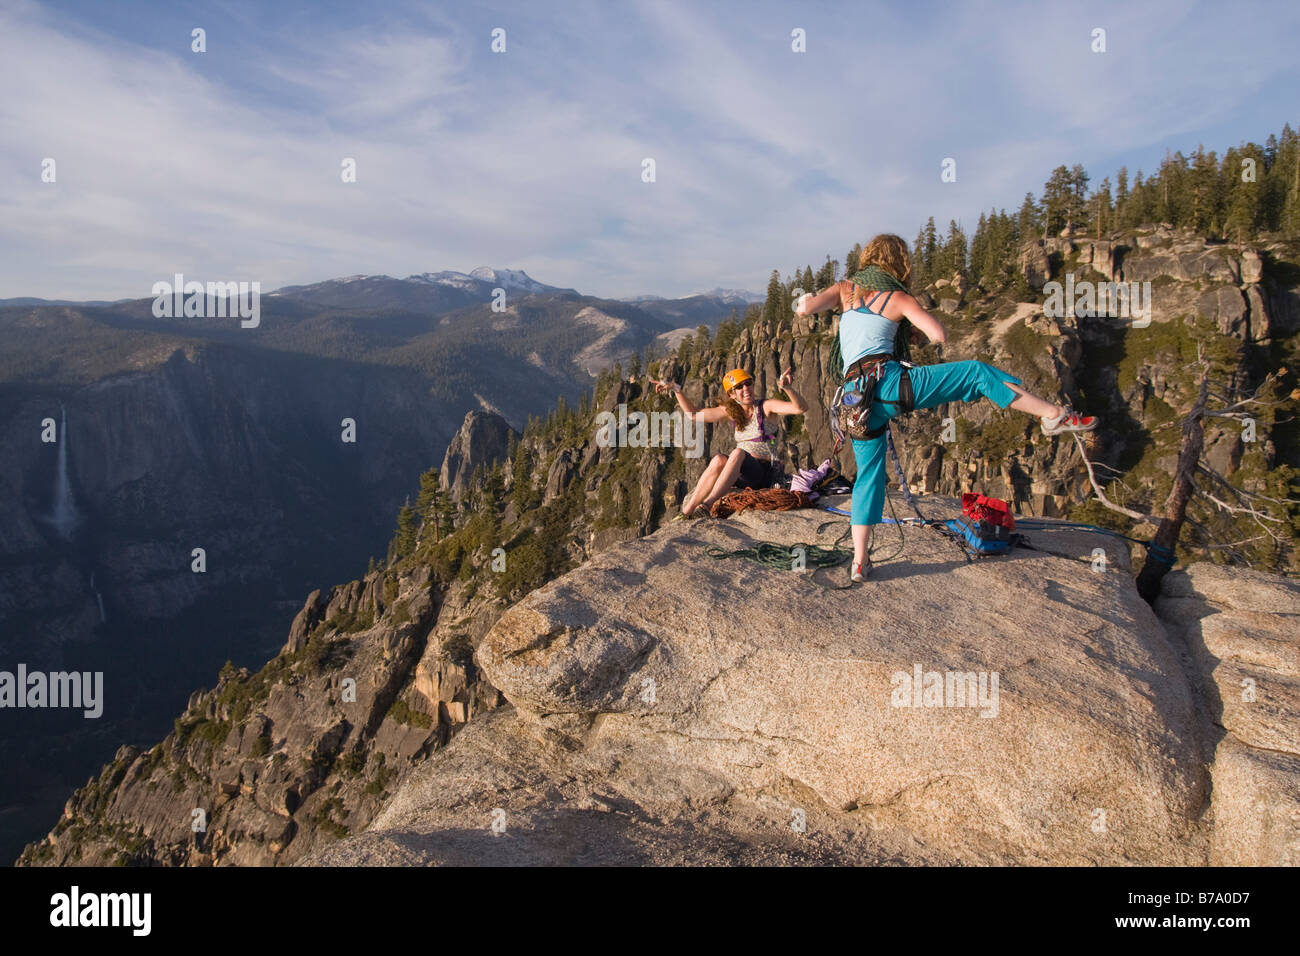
[735,452,777,490]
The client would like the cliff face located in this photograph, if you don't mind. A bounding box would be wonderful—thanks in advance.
[0,340,459,863]
[2,341,458,645]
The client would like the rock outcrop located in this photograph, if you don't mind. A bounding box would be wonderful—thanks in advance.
[306,497,1299,866]
[439,410,516,504]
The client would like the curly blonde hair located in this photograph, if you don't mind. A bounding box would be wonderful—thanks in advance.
[840,233,912,310]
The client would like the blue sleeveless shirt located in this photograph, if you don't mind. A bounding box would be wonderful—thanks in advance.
[839,291,899,375]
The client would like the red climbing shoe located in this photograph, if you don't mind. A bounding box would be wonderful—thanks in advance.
[1041,407,1098,436]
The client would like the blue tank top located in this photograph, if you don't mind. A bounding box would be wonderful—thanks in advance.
[839,290,898,375]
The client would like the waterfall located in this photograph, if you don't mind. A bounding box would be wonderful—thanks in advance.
[49,403,80,539]
[90,572,107,624]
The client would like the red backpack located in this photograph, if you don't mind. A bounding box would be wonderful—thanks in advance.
[961,493,1016,531]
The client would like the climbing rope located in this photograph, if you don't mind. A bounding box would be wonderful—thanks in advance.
[886,426,925,521]
[1013,519,1177,563]
[704,538,857,590]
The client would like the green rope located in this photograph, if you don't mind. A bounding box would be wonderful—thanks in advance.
[704,535,857,590]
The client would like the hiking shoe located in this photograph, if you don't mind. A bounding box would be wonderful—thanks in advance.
[1041,407,1098,436]
[851,560,871,583]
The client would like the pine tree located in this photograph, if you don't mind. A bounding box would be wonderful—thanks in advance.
[1278,123,1300,235]
[1224,148,1258,244]
[1016,193,1040,243]
[484,462,506,517]
[939,219,968,280]
[416,467,440,522]
[1152,150,1189,226]
[1041,164,1090,235]
[970,212,989,284]
[912,217,938,287]
[1093,177,1113,238]
[980,209,1016,289]
[435,488,456,538]
[761,269,783,325]
[846,242,863,279]
[393,498,417,560]
[509,440,536,515]
[1188,144,1221,234]
[816,254,838,289]
[1127,171,1151,227]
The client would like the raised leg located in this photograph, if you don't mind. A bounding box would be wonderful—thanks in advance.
[1005,382,1063,420]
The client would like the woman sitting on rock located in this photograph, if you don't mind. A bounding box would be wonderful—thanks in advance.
[795,233,1097,583]
[652,367,808,518]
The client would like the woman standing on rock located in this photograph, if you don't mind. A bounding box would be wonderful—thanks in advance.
[795,233,1097,583]
[651,367,807,518]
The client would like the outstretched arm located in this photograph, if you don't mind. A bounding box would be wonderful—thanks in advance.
[762,366,807,415]
[650,379,730,423]
[794,282,844,316]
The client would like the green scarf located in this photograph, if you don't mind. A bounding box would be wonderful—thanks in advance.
[848,265,908,291]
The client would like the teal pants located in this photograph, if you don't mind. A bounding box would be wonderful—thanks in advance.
[848,360,1023,525]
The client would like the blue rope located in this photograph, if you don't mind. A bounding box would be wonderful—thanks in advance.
[824,510,1176,560]
[886,426,925,521]
[821,508,927,526]
[1145,543,1176,565]
[1014,519,1149,546]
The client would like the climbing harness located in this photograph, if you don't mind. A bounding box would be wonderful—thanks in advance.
[830,358,915,452]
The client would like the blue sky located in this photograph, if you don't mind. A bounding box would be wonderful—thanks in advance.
[1,0,1297,301]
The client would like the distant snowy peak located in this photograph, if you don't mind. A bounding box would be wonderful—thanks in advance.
[622,288,762,305]
[467,267,552,293]
[408,271,484,292]
[406,267,557,294]
[272,268,571,304]
[687,287,765,304]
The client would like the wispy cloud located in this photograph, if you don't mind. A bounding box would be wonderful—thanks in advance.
[1,0,1296,301]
